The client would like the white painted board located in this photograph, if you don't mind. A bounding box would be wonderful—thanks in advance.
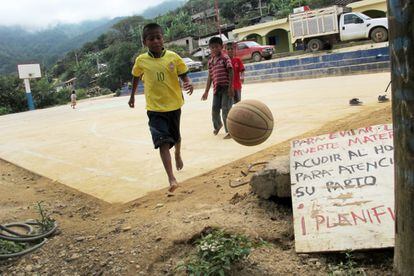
[17,64,41,79]
[290,124,394,253]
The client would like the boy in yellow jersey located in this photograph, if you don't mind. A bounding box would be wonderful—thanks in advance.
[128,23,193,192]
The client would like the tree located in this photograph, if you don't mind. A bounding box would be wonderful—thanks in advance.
[388,0,414,274]
[31,78,57,108]
[100,42,139,90]
[0,76,26,114]
[95,34,108,51]
[221,0,246,22]
[74,56,97,88]
[112,16,146,42]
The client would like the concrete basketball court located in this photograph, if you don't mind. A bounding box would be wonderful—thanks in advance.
[0,73,390,203]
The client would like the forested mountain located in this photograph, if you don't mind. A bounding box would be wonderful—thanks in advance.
[0,18,123,75]
[0,0,185,75]
[141,0,185,18]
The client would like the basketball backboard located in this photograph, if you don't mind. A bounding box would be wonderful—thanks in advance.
[18,64,41,79]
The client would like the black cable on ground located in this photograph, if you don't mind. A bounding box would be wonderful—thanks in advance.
[229,162,269,188]
[0,221,58,260]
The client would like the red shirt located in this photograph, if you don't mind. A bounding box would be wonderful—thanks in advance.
[208,52,233,93]
[231,57,245,90]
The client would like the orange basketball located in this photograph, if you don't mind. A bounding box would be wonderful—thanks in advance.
[227,99,274,146]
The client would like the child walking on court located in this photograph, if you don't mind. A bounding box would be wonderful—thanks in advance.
[202,37,234,139]
[70,90,77,109]
[128,23,193,192]
[226,42,245,103]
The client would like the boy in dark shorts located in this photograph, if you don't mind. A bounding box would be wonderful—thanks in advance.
[201,36,234,139]
[226,42,245,103]
[128,23,193,192]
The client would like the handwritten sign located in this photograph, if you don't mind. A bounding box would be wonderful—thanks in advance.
[290,124,394,252]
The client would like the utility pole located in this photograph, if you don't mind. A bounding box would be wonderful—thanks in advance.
[96,55,100,72]
[387,0,414,275]
[214,0,221,35]
[259,0,263,17]
[138,26,144,48]
[74,51,79,68]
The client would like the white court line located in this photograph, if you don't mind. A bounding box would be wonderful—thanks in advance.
[89,122,152,146]
[22,149,144,184]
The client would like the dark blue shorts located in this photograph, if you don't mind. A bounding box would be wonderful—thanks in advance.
[147,109,181,149]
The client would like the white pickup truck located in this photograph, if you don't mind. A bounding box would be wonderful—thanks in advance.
[289,6,389,52]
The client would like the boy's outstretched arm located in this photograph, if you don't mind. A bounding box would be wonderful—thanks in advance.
[202,72,212,101]
[129,76,140,108]
[179,74,194,95]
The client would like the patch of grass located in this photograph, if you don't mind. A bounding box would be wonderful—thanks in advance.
[176,229,267,276]
[0,202,55,256]
[328,252,366,276]
[0,240,26,255]
[35,201,55,232]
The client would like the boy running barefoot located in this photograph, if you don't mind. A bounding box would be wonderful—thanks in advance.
[129,23,193,192]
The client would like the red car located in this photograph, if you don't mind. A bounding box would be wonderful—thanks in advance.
[231,41,275,62]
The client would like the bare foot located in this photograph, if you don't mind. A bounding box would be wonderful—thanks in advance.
[224,133,232,139]
[213,124,223,135]
[168,178,179,193]
[175,153,184,171]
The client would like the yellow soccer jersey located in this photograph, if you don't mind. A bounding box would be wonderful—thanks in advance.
[131,50,188,112]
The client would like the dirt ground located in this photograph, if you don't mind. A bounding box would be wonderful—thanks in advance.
[0,103,393,275]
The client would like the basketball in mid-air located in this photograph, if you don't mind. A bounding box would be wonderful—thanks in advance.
[226,99,274,146]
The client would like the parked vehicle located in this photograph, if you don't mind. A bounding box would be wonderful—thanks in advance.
[183,57,203,72]
[192,47,211,59]
[233,41,275,62]
[289,5,389,52]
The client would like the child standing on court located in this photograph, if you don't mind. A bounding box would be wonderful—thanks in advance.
[226,42,245,103]
[202,37,234,139]
[70,90,77,109]
[128,23,193,192]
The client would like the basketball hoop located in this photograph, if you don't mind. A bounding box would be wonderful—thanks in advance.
[17,64,42,111]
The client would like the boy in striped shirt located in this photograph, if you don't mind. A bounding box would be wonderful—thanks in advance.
[202,36,234,139]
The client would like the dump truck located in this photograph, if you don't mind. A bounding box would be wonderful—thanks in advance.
[289,6,389,52]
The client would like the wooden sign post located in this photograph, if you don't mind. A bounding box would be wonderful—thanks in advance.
[290,124,395,252]
[387,0,414,274]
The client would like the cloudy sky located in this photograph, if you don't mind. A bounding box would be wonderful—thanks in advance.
[0,0,166,28]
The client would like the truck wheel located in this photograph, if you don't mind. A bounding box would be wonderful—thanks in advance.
[307,39,323,52]
[252,52,262,62]
[371,27,388,43]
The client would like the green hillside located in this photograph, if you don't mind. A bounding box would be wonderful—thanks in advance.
[0,18,125,75]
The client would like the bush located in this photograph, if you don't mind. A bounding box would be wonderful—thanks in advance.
[86,86,113,97]
[176,229,267,276]
[76,88,88,99]
[100,88,113,95]
[0,75,26,113]
[31,78,58,108]
[54,88,73,105]
[0,106,12,115]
